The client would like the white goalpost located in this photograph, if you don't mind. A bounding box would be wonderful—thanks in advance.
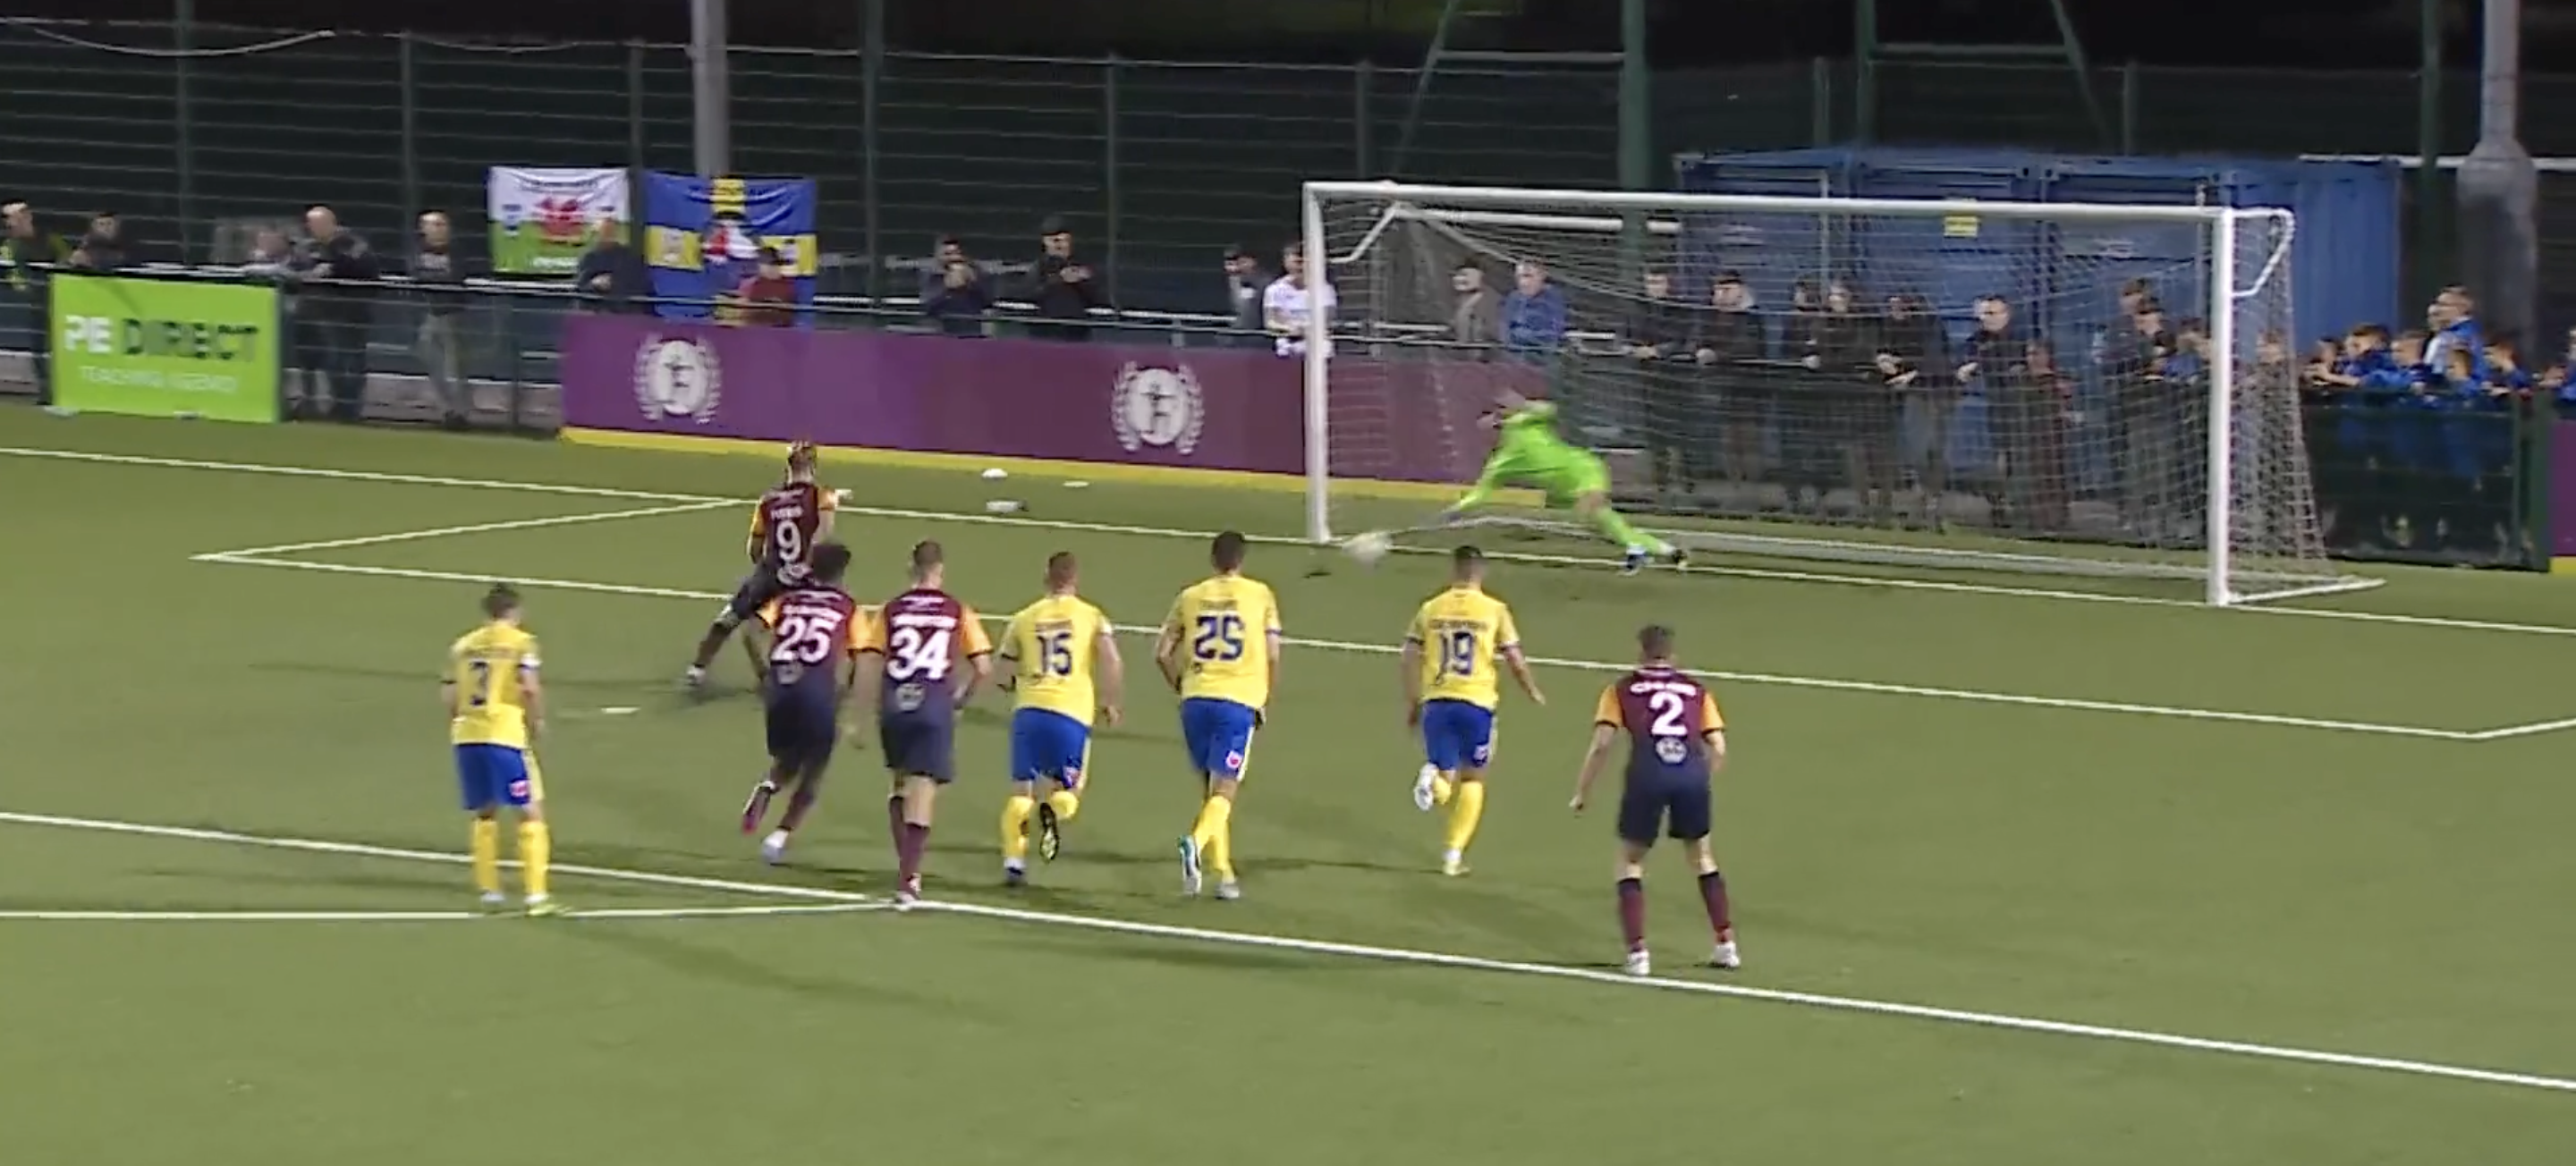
[1299,179,2381,607]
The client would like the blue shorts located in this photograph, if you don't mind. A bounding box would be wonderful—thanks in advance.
[1010,707,1091,787]
[1179,697,1258,781]
[1419,699,1496,773]
[454,743,539,811]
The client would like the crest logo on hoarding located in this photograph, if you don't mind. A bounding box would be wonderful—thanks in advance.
[1112,363,1204,455]
[635,335,722,424]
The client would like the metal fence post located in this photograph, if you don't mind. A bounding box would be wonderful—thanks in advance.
[860,0,885,302]
[2119,61,2139,154]
[398,34,422,227]
[1353,60,1375,177]
[1103,55,1123,304]
[174,0,196,260]
[625,42,648,190]
[1810,56,1833,145]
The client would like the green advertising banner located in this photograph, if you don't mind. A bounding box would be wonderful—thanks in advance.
[48,275,280,422]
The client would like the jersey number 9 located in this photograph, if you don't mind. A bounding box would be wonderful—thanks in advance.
[1191,613,1245,663]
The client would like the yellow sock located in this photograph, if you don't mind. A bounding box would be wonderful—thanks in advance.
[1001,794,1037,861]
[1046,788,1081,823]
[469,819,502,894]
[1431,775,1456,807]
[516,820,552,900]
[1444,780,1487,855]
[1190,794,1233,852]
[1208,819,1234,880]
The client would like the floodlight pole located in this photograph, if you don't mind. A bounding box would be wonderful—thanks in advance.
[2457,0,2535,346]
[690,0,733,176]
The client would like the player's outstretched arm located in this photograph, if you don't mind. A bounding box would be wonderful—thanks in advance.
[1097,629,1126,726]
[1503,646,1545,706]
[1569,725,1617,810]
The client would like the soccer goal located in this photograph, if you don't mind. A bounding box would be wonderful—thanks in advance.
[1298,180,2380,607]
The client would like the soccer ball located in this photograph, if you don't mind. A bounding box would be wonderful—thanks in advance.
[1343,531,1393,567]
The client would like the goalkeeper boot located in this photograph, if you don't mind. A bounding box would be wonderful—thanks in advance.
[1622,546,1650,576]
[1663,545,1690,571]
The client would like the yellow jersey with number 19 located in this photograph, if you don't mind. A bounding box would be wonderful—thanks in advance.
[1405,586,1520,712]
[449,621,540,749]
[1164,575,1280,711]
[1004,594,1113,727]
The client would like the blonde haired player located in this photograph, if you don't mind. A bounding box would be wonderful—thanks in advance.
[996,552,1124,886]
[445,584,560,917]
[1155,531,1280,900]
[1402,545,1544,875]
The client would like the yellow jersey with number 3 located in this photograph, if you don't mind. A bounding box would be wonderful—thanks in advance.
[1164,575,1280,711]
[449,621,539,748]
[1406,586,1520,712]
[1004,595,1112,727]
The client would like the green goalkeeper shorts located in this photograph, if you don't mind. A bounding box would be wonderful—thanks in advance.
[1542,455,1611,510]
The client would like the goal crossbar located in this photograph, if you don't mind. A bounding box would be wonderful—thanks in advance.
[1300,180,2377,606]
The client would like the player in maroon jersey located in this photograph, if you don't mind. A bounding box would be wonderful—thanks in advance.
[852,540,994,908]
[683,442,839,692]
[1569,624,1738,977]
[740,542,863,866]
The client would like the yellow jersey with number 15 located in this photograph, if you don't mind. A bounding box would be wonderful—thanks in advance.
[1406,585,1520,712]
[1004,594,1113,727]
[1164,575,1280,711]
[449,621,540,749]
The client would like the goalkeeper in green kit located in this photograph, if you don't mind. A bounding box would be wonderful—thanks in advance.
[1439,389,1688,574]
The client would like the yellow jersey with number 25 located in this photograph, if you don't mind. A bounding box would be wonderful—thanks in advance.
[1164,575,1280,711]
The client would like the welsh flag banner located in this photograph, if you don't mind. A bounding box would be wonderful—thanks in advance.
[487,167,630,275]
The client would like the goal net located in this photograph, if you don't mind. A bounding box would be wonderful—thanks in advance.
[1300,180,2377,606]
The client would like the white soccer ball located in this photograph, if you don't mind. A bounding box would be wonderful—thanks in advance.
[1343,531,1393,567]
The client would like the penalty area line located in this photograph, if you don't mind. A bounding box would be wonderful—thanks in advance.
[0,903,888,924]
[7,808,2572,1096]
[198,552,2479,741]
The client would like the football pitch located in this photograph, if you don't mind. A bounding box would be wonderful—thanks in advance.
[2,409,2571,1164]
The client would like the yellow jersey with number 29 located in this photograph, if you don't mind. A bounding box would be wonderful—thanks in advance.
[449,621,540,749]
[1164,575,1281,711]
[1406,586,1520,712]
[1004,595,1113,727]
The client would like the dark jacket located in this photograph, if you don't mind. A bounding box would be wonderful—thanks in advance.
[1877,310,1946,376]
[1694,308,1768,363]
[1624,297,1695,358]
[1227,270,1266,335]
[410,243,472,317]
[572,242,653,312]
[1813,309,1882,372]
[299,231,382,322]
[1030,253,1108,326]
[1957,325,2028,388]
[922,277,992,337]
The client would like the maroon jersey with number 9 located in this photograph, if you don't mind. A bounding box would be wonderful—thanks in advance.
[748,482,834,582]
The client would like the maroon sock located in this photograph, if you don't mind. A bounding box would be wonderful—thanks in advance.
[896,822,929,883]
[1697,869,1732,937]
[779,779,821,832]
[1616,877,1647,952]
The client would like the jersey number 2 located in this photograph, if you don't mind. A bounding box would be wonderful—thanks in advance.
[1647,689,1692,736]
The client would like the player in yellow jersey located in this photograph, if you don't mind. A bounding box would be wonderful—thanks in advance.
[444,584,560,917]
[1154,530,1280,900]
[995,552,1125,887]
[1401,545,1545,876]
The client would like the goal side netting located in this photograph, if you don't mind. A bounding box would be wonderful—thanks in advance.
[1300,181,2377,606]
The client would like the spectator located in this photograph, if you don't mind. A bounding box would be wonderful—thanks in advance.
[1627,268,1697,495]
[298,206,381,423]
[2,201,71,404]
[2007,339,2076,532]
[1449,261,1499,349]
[1784,278,1825,368]
[922,256,991,337]
[1223,244,1266,343]
[1776,278,1835,514]
[572,219,652,313]
[411,211,473,430]
[1029,216,1106,342]
[1956,296,2031,520]
[78,212,130,271]
[2165,317,2209,383]
[1262,242,1335,359]
[1694,271,1767,486]
[2423,286,2484,384]
[1879,292,1949,527]
[728,246,796,328]
[921,235,973,301]
[1500,260,1566,356]
[1815,280,1894,520]
[2309,324,2410,547]
[235,226,320,413]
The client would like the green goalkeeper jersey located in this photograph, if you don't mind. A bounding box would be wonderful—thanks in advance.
[1457,402,1602,509]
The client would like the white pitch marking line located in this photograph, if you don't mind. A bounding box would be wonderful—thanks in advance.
[8,808,2571,1096]
[198,499,741,559]
[0,810,877,905]
[2457,715,2576,742]
[198,551,2479,741]
[0,902,890,924]
[13,443,2576,638]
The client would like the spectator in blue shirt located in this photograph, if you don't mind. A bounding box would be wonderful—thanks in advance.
[2421,285,2486,393]
[922,257,991,337]
[1500,260,1567,356]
